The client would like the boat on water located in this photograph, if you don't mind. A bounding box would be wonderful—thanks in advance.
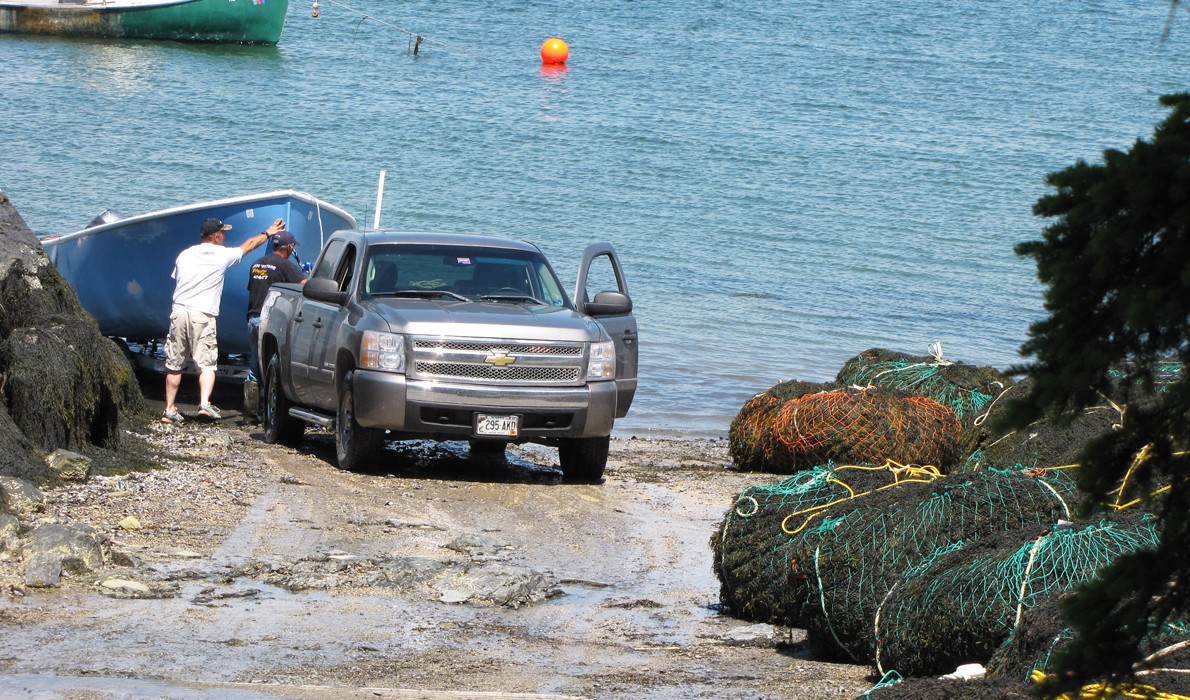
[41,190,356,357]
[0,0,288,44]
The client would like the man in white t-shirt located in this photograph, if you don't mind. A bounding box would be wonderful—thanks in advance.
[161,216,283,424]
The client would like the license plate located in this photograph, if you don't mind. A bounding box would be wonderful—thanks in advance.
[476,413,520,437]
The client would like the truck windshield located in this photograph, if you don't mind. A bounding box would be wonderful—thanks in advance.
[362,244,569,307]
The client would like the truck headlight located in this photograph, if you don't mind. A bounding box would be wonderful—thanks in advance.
[586,340,615,380]
[361,331,406,372]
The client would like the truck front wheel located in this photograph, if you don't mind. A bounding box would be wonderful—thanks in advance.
[558,436,609,483]
[263,354,304,447]
[336,370,383,471]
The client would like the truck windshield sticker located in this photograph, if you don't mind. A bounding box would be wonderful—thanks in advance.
[457,257,472,265]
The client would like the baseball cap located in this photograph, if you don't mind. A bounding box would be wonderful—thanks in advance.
[272,231,298,247]
[200,218,232,237]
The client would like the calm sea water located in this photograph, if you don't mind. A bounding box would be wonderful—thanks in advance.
[3,1,1188,438]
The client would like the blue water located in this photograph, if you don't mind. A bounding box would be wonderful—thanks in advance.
[3,1,1188,438]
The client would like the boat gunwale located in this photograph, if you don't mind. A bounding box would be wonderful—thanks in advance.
[0,0,200,11]
[41,189,357,245]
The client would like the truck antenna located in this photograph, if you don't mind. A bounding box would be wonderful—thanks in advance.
[373,169,386,230]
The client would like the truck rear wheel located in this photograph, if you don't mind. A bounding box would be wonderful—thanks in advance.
[336,370,383,471]
[263,353,304,447]
[558,436,609,483]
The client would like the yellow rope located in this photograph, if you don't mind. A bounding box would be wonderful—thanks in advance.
[1105,445,1183,511]
[1013,445,1183,513]
[1030,670,1190,699]
[780,461,942,535]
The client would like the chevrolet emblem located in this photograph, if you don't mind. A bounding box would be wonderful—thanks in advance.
[484,350,517,367]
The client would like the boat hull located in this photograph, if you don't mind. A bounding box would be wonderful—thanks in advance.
[41,190,355,356]
[0,0,288,44]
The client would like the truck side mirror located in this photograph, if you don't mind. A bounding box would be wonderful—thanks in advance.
[584,290,632,316]
[303,277,348,305]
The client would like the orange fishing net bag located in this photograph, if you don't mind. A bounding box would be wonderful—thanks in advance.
[767,388,961,472]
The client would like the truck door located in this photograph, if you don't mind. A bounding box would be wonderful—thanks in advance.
[290,239,348,405]
[574,243,638,417]
[306,242,359,409]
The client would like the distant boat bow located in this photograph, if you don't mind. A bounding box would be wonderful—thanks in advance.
[0,0,289,44]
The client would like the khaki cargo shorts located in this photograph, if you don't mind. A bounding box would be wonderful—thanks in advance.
[164,304,219,372]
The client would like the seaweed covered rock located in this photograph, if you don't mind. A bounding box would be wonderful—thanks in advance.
[729,380,838,471]
[0,192,146,489]
[0,405,41,485]
[802,467,1080,664]
[873,511,1159,678]
[711,463,941,627]
[0,314,143,452]
[836,347,1014,459]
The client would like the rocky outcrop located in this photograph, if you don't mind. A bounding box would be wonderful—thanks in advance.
[0,191,146,490]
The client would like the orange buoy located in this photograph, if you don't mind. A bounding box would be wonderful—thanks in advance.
[540,37,569,64]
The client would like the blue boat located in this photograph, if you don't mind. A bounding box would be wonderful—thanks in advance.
[41,190,356,356]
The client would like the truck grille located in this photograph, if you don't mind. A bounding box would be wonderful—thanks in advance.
[411,338,584,385]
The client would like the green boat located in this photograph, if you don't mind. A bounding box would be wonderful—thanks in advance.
[0,0,288,44]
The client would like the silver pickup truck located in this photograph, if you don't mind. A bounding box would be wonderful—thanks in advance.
[257,229,638,482]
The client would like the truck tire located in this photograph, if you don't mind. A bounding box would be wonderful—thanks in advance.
[558,436,609,483]
[336,370,383,471]
[263,353,304,447]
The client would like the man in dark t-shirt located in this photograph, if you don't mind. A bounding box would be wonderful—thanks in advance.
[244,230,307,422]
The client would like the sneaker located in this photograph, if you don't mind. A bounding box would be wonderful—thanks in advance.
[161,408,185,425]
[197,404,221,421]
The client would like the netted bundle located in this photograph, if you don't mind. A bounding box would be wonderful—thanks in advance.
[1125,631,1190,697]
[862,628,1190,700]
[858,674,1036,700]
[729,380,837,472]
[961,378,1122,472]
[800,467,1081,664]
[836,347,1014,461]
[1052,681,1190,700]
[989,595,1190,695]
[766,388,962,473]
[711,462,940,625]
[874,511,1160,678]
[985,593,1072,682]
[836,347,1013,425]
[861,673,1190,700]
[1107,360,1185,405]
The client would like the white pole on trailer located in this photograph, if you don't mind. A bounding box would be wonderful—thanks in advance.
[373,170,386,229]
